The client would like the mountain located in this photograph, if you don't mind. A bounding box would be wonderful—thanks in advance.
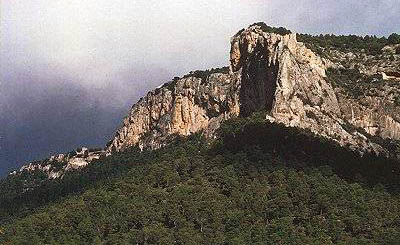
[107,23,399,156]
[9,24,400,182]
[1,23,400,244]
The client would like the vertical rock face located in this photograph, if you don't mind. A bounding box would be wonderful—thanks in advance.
[230,26,339,117]
[230,26,381,153]
[337,94,400,141]
[230,30,281,116]
[304,38,400,142]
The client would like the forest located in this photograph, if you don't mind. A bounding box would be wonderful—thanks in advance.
[1,113,400,244]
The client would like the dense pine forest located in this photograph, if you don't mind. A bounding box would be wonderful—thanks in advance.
[1,113,400,244]
[297,32,400,55]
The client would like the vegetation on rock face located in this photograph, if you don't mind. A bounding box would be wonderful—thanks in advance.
[326,67,400,107]
[182,66,230,84]
[160,66,230,92]
[241,23,398,56]
[249,22,292,35]
[234,23,291,37]
[326,67,384,98]
[396,45,400,55]
[1,113,400,244]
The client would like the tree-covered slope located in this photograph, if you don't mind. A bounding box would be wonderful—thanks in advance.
[1,114,400,244]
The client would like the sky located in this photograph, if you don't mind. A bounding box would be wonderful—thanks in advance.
[1,0,399,177]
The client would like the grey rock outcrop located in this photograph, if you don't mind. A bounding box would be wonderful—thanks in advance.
[11,147,105,180]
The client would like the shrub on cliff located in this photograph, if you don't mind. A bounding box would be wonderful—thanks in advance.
[250,22,292,35]
[326,67,388,98]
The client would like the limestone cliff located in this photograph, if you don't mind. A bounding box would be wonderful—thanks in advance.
[107,71,241,152]
[316,46,400,142]
[108,24,391,155]
[229,25,383,154]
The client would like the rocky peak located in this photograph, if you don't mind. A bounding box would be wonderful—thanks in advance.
[230,25,334,116]
[229,25,384,154]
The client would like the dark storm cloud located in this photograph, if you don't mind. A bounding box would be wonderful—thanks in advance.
[0,64,173,177]
[1,0,399,177]
[0,70,120,176]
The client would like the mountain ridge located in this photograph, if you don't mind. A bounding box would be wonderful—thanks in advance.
[5,22,400,188]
